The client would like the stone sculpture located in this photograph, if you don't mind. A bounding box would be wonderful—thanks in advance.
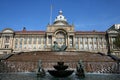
[76,60,85,78]
[52,41,67,51]
[36,60,45,77]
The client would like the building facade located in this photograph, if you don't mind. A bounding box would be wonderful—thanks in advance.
[0,10,120,55]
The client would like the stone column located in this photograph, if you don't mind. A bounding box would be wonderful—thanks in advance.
[2,36,5,48]
[12,38,15,50]
[36,37,38,49]
[92,37,94,51]
[97,37,99,51]
[46,35,48,47]
[9,36,12,49]
[88,37,90,51]
[67,35,70,48]
[73,35,75,48]
[87,37,89,50]
[83,37,84,50]
[1,36,3,48]
[78,37,80,50]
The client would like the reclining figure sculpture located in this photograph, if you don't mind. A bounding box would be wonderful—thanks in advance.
[52,41,67,51]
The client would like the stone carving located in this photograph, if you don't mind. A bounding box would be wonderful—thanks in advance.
[76,60,85,78]
[52,41,67,51]
[36,60,45,77]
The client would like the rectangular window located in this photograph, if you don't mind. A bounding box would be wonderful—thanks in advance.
[80,44,83,49]
[5,36,10,43]
[76,37,79,44]
[69,36,73,47]
[19,38,23,48]
[15,39,18,44]
[76,44,79,49]
[15,39,18,49]
[33,38,37,44]
[24,38,27,44]
[20,38,23,45]
[88,38,92,43]
[48,36,52,44]
[5,45,9,48]
[83,38,87,44]
[38,38,41,44]
[29,38,32,44]
[43,37,46,44]
[80,37,82,43]
[93,38,97,44]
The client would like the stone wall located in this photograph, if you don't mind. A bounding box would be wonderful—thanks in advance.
[0,60,119,73]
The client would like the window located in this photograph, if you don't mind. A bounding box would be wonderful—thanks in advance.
[15,39,18,49]
[24,38,27,44]
[5,45,9,48]
[69,36,73,47]
[80,37,82,42]
[33,38,37,44]
[88,38,92,44]
[29,38,32,44]
[19,38,23,48]
[5,36,10,43]
[38,38,41,44]
[80,44,83,49]
[83,38,87,44]
[48,36,52,44]
[76,37,79,44]
[43,37,46,44]
[93,38,97,44]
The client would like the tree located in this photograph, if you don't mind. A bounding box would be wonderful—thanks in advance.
[113,34,120,50]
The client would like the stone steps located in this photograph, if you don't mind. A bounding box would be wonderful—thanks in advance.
[6,51,114,62]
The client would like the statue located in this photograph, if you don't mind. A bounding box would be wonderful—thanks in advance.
[36,60,45,77]
[76,60,85,78]
[52,41,67,51]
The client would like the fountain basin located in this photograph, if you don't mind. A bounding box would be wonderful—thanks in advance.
[54,65,68,70]
[48,70,74,77]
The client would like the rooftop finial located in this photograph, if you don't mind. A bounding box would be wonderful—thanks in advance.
[59,10,63,15]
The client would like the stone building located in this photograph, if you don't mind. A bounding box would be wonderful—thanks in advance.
[0,10,119,55]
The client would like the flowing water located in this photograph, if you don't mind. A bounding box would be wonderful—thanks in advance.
[0,72,120,80]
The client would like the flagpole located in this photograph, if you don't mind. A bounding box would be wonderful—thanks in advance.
[50,5,53,25]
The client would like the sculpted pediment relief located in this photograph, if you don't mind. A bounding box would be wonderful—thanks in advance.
[108,30,118,33]
[2,28,14,33]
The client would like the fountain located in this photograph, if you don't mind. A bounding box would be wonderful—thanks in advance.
[36,60,45,77]
[76,60,85,78]
[48,61,74,77]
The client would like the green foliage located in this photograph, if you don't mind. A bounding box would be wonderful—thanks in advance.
[113,34,120,49]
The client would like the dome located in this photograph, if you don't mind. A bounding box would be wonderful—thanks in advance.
[54,10,68,25]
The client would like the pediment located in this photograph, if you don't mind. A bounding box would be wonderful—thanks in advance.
[2,28,14,33]
[107,30,118,33]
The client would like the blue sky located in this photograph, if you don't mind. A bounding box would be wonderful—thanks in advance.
[0,0,120,31]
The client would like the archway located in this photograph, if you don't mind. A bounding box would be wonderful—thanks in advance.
[54,30,67,47]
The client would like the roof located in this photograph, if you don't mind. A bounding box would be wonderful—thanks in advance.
[75,31,106,35]
[107,24,120,32]
[15,31,46,35]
